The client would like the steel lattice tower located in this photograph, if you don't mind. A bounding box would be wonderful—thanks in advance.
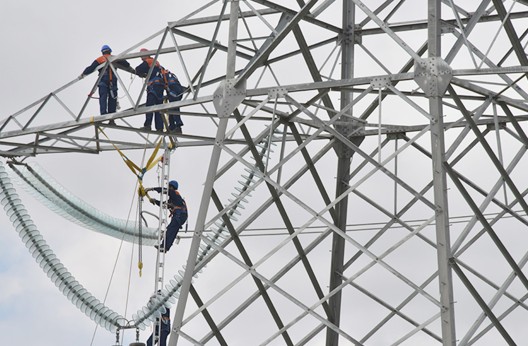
[3,1,528,345]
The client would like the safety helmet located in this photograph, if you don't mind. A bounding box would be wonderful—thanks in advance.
[101,44,112,53]
[140,48,150,60]
[169,180,178,189]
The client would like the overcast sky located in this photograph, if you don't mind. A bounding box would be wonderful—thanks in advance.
[5,1,528,345]
[0,1,210,345]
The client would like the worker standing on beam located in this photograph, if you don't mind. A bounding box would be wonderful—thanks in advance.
[146,180,187,252]
[136,48,185,133]
[135,48,165,132]
[80,45,133,122]
[163,67,185,134]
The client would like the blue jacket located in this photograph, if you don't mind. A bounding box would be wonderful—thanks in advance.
[152,187,187,215]
[83,54,131,85]
[135,58,163,83]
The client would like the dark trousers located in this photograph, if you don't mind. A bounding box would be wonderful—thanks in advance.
[144,84,164,130]
[98,83,118,115]
[167,85,183,130]
[164,212,187,251]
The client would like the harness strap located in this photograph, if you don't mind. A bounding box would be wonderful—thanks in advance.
[171,206,187,211]
[147,79,164,86]
[96,54,113,83]
[98,128,163,182]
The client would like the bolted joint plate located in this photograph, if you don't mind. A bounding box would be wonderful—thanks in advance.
[268,87,287,99]
[213,79,247,117]
[414,57,452,97]
[370,76,391,89]
[338,24,361,45]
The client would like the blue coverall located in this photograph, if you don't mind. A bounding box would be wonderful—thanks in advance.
[136,59,165,131]
[150,187,188,252]
[165,73,184,131]
[82,54,131,115]
[146,308,170,346]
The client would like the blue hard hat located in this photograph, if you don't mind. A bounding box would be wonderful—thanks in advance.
[101,44,112,53]
[169,180,178,189]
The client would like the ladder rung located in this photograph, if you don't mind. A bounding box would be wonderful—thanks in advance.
[228,198,246,208]
[231,192,249,202]
[238,180,253,188]
[234,187,252,196]
[241,174,256,182]
[228,208,241,216]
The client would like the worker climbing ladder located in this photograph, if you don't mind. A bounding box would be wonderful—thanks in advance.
[151,141,172,344]
[148,142,171,344]
[154,143,171,285]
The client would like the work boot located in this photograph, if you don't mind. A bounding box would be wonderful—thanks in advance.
[108,120,116,125]
[169,127,182,134]
[141,125,151,131]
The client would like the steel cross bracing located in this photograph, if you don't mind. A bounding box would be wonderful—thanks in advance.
[5,0,528,345]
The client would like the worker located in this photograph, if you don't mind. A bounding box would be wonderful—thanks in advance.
[80,45,133,122]
[164,70,185,134]
[146,307,170,346]
[135,48,165,132]
[146,180,187,252]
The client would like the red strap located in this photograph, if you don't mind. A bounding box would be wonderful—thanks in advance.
[96,54,113,82]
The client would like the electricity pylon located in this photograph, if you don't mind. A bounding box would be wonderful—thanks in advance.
[4,1,528,345]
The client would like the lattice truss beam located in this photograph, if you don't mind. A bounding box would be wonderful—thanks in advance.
[4,0,528,345]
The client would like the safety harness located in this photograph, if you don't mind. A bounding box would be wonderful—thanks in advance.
[167,190,187,217]
[95,53,113,85]
[144,58,184,99]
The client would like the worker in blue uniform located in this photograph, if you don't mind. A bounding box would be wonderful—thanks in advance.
[164,71,185,134]
[146,307,171,346]
[135,49,165,132]
[80,45,133,121]
[146,180,188,252]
